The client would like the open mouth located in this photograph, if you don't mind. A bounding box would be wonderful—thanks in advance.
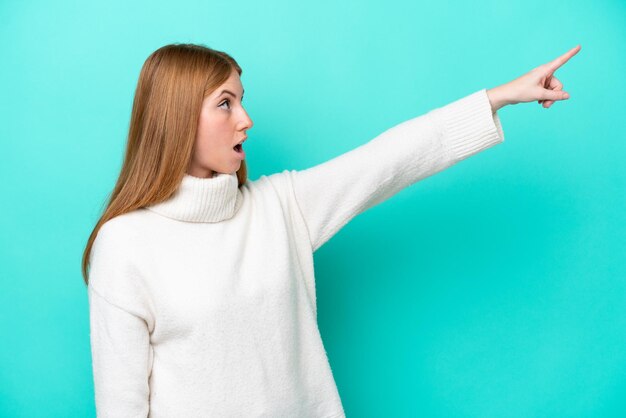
[233,143,245,159]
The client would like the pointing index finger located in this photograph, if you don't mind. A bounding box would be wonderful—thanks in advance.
[545,45,581,73]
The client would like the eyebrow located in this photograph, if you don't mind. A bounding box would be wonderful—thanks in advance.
[218,89,244,99]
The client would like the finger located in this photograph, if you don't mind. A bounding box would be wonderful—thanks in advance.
[541,88,569,103]
[543,45,581,74]
[538,75,553,105]
[543,77,564,108]
[549,76,564,90]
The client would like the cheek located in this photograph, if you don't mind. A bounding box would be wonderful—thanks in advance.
[196,119,222,151]
[197,113,230,146]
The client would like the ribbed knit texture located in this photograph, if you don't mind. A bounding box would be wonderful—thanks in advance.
[87,88,504,417]
[433,88,505,161]
[144,172,243,222]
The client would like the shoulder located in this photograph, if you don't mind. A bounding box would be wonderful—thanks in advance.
[98,210,144,238]
[243,169,294,202]
[92,210,150,253]
[243,170,309,231]
[88,211,153,316]
[89,210,149,278]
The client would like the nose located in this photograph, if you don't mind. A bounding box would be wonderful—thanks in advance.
[240,108,253,131]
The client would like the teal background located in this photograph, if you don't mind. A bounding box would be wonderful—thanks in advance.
[1,0,624,416]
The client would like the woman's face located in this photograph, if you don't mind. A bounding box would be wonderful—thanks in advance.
[187,69,253,178]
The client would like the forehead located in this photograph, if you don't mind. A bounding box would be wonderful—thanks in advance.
[205,71,244,102]
[219,71,243,91]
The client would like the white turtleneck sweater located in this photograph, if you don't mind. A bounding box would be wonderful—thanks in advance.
[87,88,505,417]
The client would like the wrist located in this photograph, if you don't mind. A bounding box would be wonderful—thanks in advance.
[486,86,508,113]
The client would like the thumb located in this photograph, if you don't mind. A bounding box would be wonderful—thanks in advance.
[542,88,570,101]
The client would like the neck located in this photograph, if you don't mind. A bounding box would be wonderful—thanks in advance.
[187,168,217,179]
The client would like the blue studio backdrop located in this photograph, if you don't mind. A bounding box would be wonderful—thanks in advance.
[1,0,625,417]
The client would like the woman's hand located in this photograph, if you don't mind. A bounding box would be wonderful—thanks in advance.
[487,45,581,113]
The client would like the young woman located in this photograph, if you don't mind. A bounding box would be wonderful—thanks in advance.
[82,43,580,417]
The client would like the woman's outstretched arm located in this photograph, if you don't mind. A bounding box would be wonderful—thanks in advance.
[285,88,503,253]
[284,45,580,253]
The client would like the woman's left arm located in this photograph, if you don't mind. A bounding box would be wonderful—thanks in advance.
[284,45,581,253]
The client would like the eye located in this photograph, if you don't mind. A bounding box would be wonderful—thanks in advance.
[218,99,231,110]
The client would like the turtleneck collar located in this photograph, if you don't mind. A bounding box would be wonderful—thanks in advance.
[144,172,243,223]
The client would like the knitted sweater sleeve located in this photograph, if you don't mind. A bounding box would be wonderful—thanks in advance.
[88,286,151,417]
[87,222,153,417]
[286,88,505,253]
